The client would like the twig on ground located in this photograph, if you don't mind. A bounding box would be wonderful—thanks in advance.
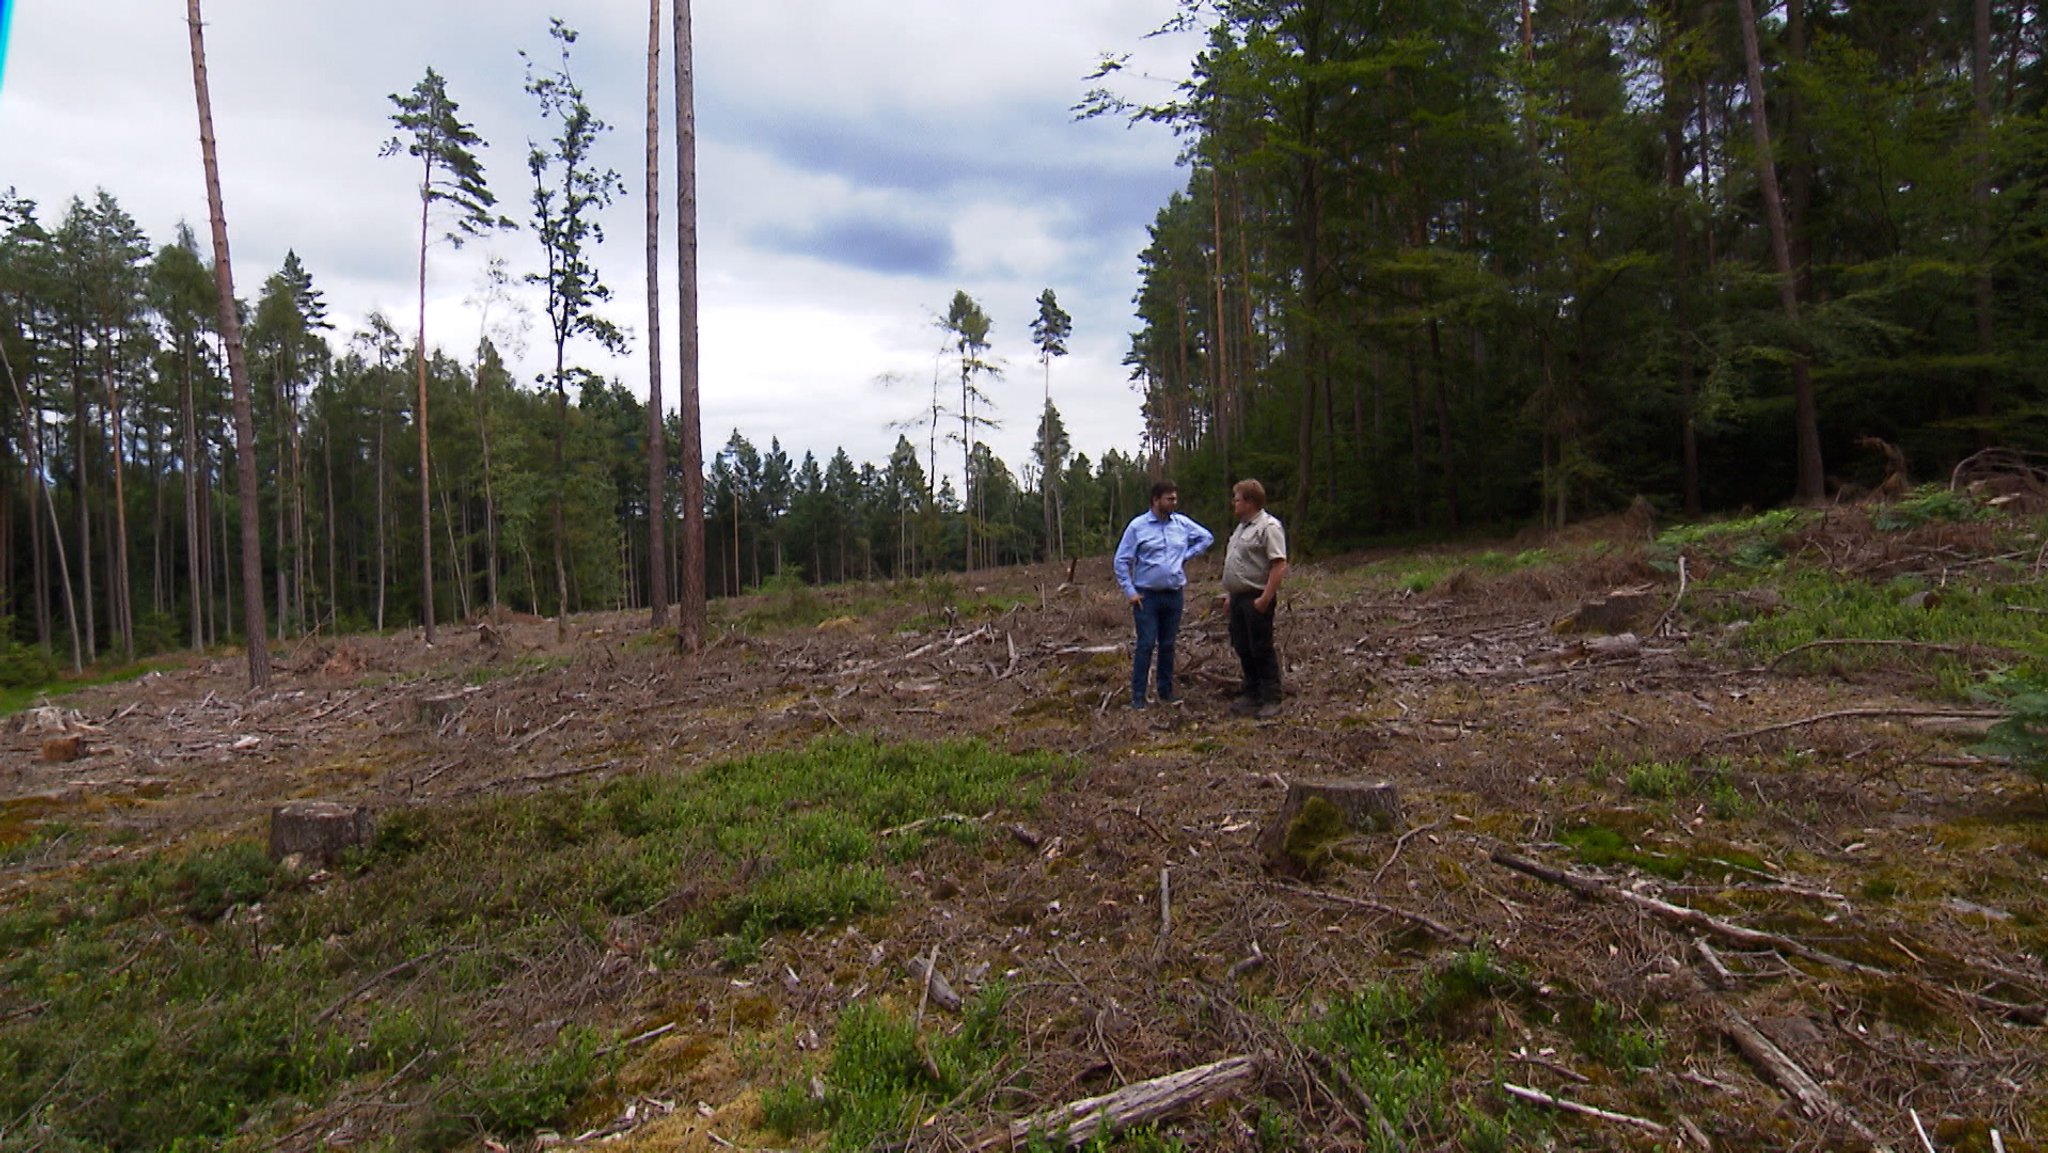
[1767,638,2010,671]
[1270,881,1475,947]
[1372,820,1440,886]
[1707,707,2004,747]
[1501,1082,1670,1138]
[881,812,986,838]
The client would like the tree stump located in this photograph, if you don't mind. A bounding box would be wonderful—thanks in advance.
[40,735,87,763]
[416,690,472,727]
[268,802,374,865]
[1556,585,1659,635]
[1257,778,1403,878]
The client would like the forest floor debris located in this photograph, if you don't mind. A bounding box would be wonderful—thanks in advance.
[4,504,2048,1150]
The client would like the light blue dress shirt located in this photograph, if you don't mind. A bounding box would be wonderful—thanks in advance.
[1114,511,1215,599]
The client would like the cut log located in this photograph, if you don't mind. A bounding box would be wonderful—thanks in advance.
[268,802,374,865]
[1256,779,1403,878]
[967,1054,1261,1150]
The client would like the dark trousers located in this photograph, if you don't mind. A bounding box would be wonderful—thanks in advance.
[1228,590,1282,704]
[1131,588,1184,704]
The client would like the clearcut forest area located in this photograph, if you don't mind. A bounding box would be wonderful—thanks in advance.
[6,487,2048,1153]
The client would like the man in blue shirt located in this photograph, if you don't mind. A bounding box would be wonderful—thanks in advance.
[1113,481,1215,709]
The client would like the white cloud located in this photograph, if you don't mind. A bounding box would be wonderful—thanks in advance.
[0,0,1198,488]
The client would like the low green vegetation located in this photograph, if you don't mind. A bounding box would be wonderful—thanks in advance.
[0,640,173,716]
[1370,547,1559,596]
[1654,497,2048,697]
[0,736,1064,1151]
[763,985,1014,1151]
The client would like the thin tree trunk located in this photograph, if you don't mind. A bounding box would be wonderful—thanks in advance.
[1735,0,1823,501]
[475,353,500,614]
[645,0,669,629]
[3,343,83,671]
[76,366,95,660]
[674,0,707,652]
[325,424,337,631]
[188,0,270,686]
[1973,0,1996,437]
[439,478,469,621]
[29,407,49,646]
[104,359,135,661]
[273,373,288,640]
[375,404,387,631]
[414,160,437,645]
[1427,318,1459,528]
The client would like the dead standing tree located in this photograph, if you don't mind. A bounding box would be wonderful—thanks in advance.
[673,0,708,653]
[185,0,270,688]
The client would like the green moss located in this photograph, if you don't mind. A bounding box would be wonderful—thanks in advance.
[1280,797,1349,880]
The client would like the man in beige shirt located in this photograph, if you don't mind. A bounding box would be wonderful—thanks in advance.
[1221,479,1288,717]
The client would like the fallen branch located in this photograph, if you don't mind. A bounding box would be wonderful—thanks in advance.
[1767,639,2011,671]
[1492,851,2047,1025]
[1649,554,1689,638]
[1500,1082,1669,1138]
[1722,1012,1893,1152]
[315,946,451,1024]
[881,812,985,838]
[1706,707,2004,747]
[966,1055,1261,1151]
[596,1022,677,1058]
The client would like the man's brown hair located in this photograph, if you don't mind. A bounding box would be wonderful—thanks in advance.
[1233,479,1266,509]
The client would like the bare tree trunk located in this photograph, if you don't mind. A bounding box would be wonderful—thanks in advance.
[29,410,49,646]
[181,347,203,648]
[291,412,306,632]
[645,0,669,629]
[3,343,83,671]
[75,372,95,660]
[475,354,500,614]
[188,0,270,687]
[375,404,387,632]
[106,362,135,661]
[325,426,337,631]
[439,479,469,620]
[414,166,437,645]
[1735,0,1823,501]
[1428,317,1459,528]
[673,0,707,652]
[1973,0,1996,437]
[273,374,287,639]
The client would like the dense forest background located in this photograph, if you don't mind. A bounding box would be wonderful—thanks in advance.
[1109,0,2048,539]
[5,0,2048,667]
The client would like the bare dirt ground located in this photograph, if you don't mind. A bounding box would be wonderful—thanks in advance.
[5,513,2047,1151]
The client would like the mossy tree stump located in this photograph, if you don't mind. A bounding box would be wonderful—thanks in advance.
[1256,779,1403,878]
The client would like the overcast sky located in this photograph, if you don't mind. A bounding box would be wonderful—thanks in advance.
[0,1,1196,488]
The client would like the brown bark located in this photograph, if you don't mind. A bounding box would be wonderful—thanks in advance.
[2,343,82,671]
[645,0,669,628]
[673,0,706,652]
[186,0,270,687]
[415,159,436,645]
[1973,0,1996,437]
[1735,0,1824,501]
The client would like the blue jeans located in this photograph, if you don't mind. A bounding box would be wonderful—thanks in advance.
[1131,588,1185,704]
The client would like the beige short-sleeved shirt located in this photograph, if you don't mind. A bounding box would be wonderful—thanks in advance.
[1223,510,1287,594]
